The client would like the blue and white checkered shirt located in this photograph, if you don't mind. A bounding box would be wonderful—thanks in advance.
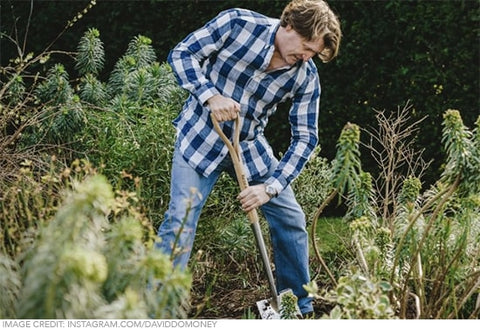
[168,8,320,194]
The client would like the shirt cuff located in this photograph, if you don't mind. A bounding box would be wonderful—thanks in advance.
[197,83,220,106]
[264,177,284,196]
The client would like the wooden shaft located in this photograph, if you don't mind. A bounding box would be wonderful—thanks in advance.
[210,114,259,224]
[210,113,279,310]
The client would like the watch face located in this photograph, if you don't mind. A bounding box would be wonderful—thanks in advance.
[266,185,276,196]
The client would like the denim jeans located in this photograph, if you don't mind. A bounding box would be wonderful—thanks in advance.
[157,143,313,314]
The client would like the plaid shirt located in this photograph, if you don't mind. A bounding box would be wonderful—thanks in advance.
[168,8,320,193]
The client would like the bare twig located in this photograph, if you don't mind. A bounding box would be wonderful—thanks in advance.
[310,189,338,286]
[362,101,431,230]
[353,237,369,275]
[409,291,421,319]
[22,0,34,55]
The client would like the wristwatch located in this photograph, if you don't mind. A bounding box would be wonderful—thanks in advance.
[265,184,278,199]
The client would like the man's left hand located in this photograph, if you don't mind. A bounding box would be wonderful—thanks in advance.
[237,184,271,212]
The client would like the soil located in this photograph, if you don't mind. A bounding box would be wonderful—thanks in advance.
[188,275,333,319]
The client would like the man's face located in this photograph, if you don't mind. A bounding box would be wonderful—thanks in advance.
[278,25,325,65]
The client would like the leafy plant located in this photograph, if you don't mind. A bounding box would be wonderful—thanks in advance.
[293,146,333,222]
[14,173,191,318]
[75,27,105,76]
[0,1,104,188]
[71,31,187,224]
[279,290,299,319]
[309,107,480,319]
[306,270,396,319]
[309,122,368,287]
[0,158,58,256]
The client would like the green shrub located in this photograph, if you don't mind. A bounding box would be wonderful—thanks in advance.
[307,270,396,319]
[14,174,191,319]
[75,27,105,76]
[73,31,187,224]
[0,157,72,256]
[309,108,480,319]
[293,146,334,222]
[4,27,188,225]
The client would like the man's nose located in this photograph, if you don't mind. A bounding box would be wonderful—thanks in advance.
[303,49,318,61]
[302,53,313,61]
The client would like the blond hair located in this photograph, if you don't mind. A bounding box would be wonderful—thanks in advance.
[280,0,342,62]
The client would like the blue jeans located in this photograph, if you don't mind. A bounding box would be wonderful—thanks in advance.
[157,143,313,314]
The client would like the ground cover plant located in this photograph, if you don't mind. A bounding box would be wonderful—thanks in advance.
[1,2,479,319]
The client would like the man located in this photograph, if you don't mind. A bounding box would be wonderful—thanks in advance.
[157,0,341,316]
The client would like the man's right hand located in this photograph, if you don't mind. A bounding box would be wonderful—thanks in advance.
[207,94,240,122]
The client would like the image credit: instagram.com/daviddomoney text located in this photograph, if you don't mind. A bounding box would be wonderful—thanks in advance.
[0,320,220,329]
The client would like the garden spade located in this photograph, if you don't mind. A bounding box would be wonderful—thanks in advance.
[211,114,301,319]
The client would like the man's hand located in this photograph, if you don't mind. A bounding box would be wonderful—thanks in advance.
[207,94,240,122]
[237,184,271,212]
